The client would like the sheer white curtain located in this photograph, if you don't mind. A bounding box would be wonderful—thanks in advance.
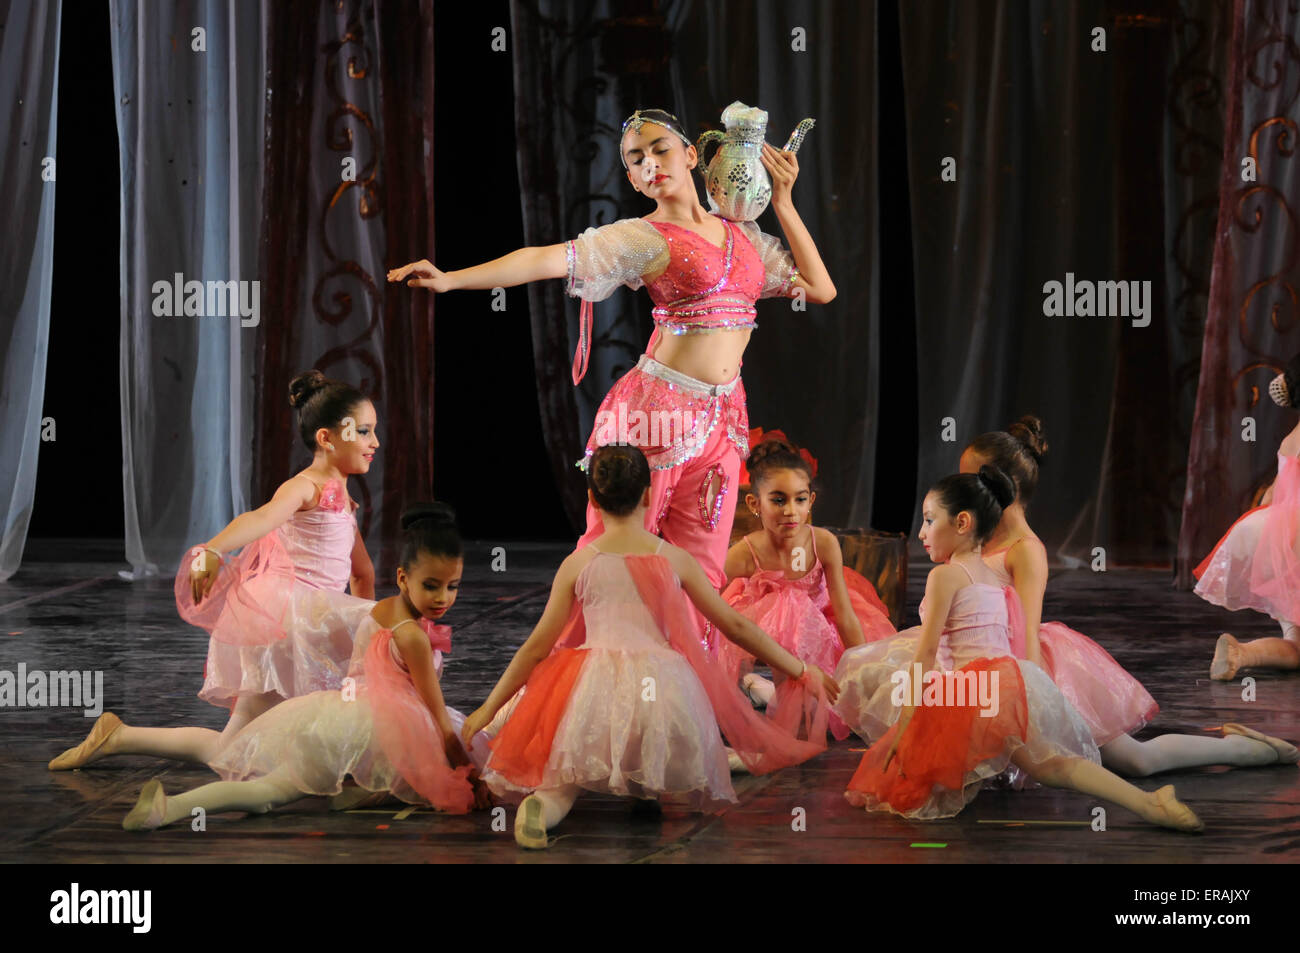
[0,0,61,581]
[109,0,267,577]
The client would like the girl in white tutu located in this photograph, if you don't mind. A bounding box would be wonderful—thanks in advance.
[460,444,840,849]
[51,370,378,771]
[122,504,491,830]
[839,467,1203,831]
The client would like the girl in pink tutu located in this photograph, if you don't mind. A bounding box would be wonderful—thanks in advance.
[122,504,492,830]
[719,435,896,739]
[1195,356,1300,680]
[459,444,840,849]
[960,416,1296,773]
[388,108,835,593]
[51,370,378,772]
[841,467,1203,831]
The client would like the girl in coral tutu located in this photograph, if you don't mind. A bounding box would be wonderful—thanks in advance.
[460,444,840,849]
[839,467,1203,831]
[719,435,895,739]
[51,370,378,772]
[388,108,835,592]
[1195,356,1300,680]
[122,504,492,830]
[962,417,1296,773]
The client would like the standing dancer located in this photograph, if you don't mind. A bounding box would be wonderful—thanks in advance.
[460,445,839,849]
[50,371,378,771]
[122,504,492,830]
[719,435,896,738]
[388,108,835,593]
[1194,355,1300,679]
[961,416,1297,773]
[840,468,1203,831]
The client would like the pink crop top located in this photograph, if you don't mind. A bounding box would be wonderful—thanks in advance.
[564,215,800,384]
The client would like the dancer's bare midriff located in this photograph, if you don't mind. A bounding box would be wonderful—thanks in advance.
[649,326,752,385]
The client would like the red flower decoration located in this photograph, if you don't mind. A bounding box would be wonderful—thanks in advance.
[741,427,819,485]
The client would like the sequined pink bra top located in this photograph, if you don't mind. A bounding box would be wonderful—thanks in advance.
[565,214,799,384]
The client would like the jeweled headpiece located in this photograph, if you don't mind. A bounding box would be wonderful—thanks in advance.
[620,109,692,168]
[1269,372,1291,408]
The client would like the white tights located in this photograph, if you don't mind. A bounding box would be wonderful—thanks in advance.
[106,692,280,767]
[159,766,306,827]
[1100,730,1279,776]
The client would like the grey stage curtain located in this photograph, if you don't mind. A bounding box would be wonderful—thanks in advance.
[1177,0,1300,584]
[0,0,61,581]
[109,0,267,576]
[511,0,880,531]
[900,0,1219,565]
[665,0,881,530]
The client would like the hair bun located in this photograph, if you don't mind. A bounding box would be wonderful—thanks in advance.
[1008,415,1048,462]
[288,369,329,409]
[977,464,1016,509]
[400,501,456,531]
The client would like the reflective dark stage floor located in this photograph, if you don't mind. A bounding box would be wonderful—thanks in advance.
[3,540,1297,864]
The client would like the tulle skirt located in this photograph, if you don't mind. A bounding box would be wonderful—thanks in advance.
[1037,621,1158,745]
[483,646,736,811]
[210,690,492,805]
[843,655,1100,819]
[198,585,374,707]
[1194,505,1300,624]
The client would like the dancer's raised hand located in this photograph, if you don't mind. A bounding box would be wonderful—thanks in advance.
[387,259,457,292]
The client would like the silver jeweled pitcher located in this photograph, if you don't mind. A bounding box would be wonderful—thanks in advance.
[695,101,815,222]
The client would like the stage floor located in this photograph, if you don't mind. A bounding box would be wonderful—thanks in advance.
[2,540,1297,864]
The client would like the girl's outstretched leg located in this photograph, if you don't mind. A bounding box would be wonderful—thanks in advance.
[1100,728,1298,776]
[1011,749,1203,832]
[50,692,280,770]
[1210,629,1300,681]
[515,784,581,849]
[123,767,307,831]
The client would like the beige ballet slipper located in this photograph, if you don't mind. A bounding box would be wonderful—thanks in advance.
[48,712,123,771]
[1209,633,1241,681]
[514,795,549,850]
[1222,723,1300,764]
[122,779,167,832]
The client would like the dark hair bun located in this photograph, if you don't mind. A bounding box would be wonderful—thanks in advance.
[977,464,1016,510]
[289,370,329,409]
[586,445,652,517]
[400,501,456,532]
[745,434,814,489]
[1007,415,1048,462]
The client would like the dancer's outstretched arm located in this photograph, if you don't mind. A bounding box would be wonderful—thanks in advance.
[461,550,587,742]
[190,475,317,602]
[388,244,568,294]
[761,143,835,304]
[663,543,840,702]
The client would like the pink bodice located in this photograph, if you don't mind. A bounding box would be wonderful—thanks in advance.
[919,582,1016,670]
[348,614,451,679]
[276,480,358,591]
[575,542,678,654]
[642,219,764,343]
[735,532,830,609]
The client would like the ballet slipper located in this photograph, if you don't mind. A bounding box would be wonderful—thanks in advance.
[514,795,549,850]
[1222,723,1300,765]
[48,712,123,771]
[122,779,167,832]
[726,748,749,774]
[1210,633,1241,681]
[1149,785,1204,833]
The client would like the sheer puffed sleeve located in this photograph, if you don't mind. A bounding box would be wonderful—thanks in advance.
[565,218,669,301]
[736,220,801,299]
